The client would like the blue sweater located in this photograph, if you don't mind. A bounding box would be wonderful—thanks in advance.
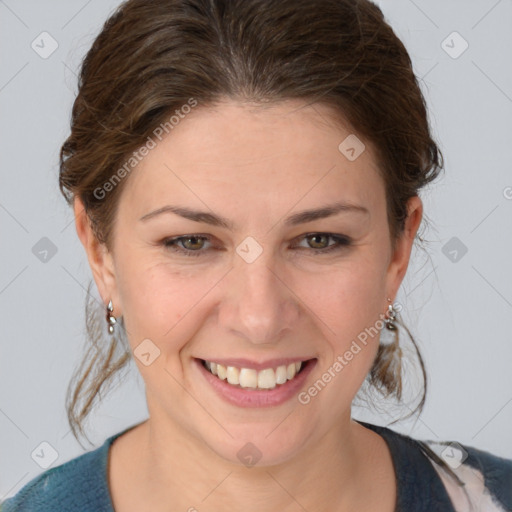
[2,420,511,511]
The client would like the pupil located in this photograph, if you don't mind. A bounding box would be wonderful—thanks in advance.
[186,237,201,249]
[311,235,326,248]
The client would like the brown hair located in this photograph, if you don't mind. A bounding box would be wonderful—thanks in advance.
[60,0,443,459]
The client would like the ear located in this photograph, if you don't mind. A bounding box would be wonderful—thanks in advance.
[73,196,120,316]
[385,195,423,302]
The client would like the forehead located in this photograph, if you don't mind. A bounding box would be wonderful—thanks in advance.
[119,99,383,222]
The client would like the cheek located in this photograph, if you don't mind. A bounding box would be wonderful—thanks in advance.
[295,264,386,410]
[296,256,387,344]
[116,255,221,349]
[292,258,387,407]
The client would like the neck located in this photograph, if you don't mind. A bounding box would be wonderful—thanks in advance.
[131,411,384,512]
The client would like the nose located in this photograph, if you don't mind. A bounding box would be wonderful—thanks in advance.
[218,249,300,345]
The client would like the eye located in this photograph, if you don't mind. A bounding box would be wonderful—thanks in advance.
[161,232,352,258]
[294,233,352,255]
[162,235,212,257]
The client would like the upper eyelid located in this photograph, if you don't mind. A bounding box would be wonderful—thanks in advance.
[166,232,346,240]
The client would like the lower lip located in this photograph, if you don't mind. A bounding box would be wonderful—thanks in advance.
[194,358,317,408]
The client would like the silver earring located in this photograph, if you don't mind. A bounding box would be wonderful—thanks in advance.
[371,297,403,400]
[106,299,117,335]
[385,297,397,330]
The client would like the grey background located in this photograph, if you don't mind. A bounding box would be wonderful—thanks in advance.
[1,0,511,499]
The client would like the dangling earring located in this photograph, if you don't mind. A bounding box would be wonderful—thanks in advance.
[385,298,397,331]
[106,299,117,335]
[370,297,403,400]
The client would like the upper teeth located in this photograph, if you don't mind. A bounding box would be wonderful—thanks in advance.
[204,361,303,389]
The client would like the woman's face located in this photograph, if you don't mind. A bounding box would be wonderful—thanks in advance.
[76,99,422,465]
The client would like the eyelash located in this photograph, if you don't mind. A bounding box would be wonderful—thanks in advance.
[161,233,352,257]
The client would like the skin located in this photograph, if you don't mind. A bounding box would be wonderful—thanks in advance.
[74,99,422,511]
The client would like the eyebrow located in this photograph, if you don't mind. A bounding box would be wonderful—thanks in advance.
[138,201,369,229]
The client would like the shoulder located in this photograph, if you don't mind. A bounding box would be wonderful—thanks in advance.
[419,438,512,512]
[0,435,115,512]
[356,420,512,512]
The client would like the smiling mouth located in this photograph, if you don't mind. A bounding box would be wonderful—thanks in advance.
[200,359,311,390]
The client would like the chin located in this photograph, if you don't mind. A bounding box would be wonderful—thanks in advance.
[195,411,318,468]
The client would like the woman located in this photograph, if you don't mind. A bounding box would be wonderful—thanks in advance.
[2,0,511,510]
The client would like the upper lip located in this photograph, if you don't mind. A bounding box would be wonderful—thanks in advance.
[197,357,315,371]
